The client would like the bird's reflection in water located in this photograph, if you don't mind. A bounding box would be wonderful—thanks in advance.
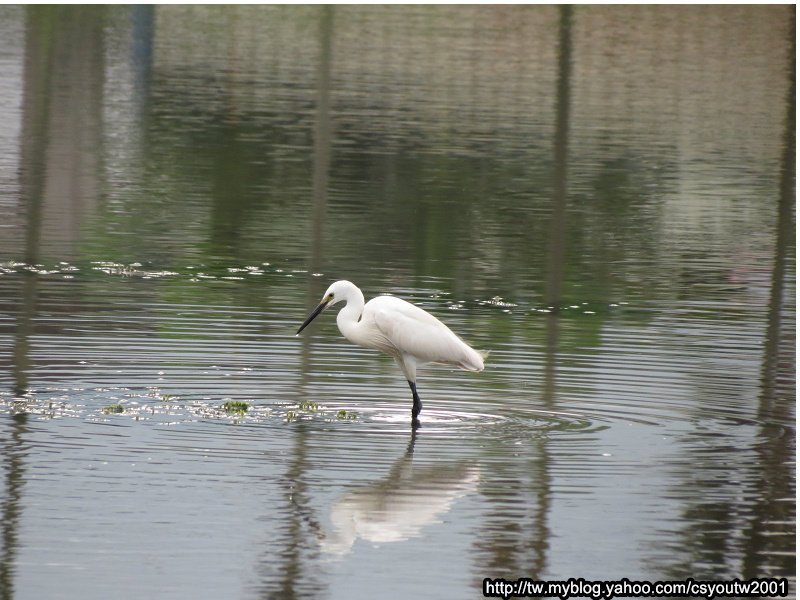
[321,432,480,556]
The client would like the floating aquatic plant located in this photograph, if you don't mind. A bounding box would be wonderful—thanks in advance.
[222,401,249,414]
[298,400,318,412]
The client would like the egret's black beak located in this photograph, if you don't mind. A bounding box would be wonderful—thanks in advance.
[296,298,331,335]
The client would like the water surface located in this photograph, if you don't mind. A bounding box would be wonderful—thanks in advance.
[0,5,795,599]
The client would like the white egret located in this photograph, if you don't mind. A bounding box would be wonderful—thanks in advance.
[296,280,485,427]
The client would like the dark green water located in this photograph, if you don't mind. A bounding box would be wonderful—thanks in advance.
[0,6,794,599]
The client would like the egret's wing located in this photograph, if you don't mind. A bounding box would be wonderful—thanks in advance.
[367,296,482,370]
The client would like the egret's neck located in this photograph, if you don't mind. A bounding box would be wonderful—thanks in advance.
[335,288,365,343]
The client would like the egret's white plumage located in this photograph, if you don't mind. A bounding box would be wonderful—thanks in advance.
[297,280,484,426]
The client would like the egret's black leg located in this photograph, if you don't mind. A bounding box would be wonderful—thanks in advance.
[408,381,422,428]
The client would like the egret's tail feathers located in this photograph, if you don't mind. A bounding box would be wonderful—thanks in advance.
[458,347,486,372]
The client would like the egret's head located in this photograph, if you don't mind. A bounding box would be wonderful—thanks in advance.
[296,280,355,335]
[322,280,356,307]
